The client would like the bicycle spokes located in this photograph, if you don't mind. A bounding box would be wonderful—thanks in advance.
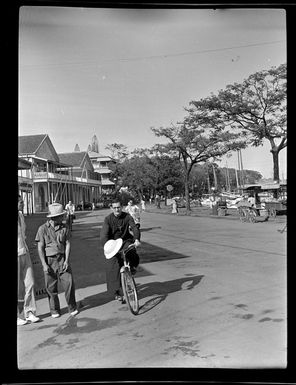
[121,270,139,315]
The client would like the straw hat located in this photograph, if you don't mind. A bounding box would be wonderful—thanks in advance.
[104,238,123,259]
[47,203,67,218]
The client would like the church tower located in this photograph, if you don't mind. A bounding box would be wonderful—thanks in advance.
[90,134,99,153]
[74,143,80,152]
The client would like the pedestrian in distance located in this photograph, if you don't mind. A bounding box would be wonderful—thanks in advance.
[35,203,79,318]
[18,195,40,326]
[155,194,161,209]
[172,199,179,214]
[100,200,141,302]
[125,199,141,229]
[141,198,146,212]
[65,200,75,231]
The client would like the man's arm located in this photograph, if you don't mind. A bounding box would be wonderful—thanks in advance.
[100,216,111,246]
[62,238,71,271]
[35,226,50,273]
[128,215,141,242]
[37,241,50,273]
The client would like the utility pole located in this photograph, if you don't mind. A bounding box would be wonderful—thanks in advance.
[225,161,231,191]
[212,163,218,190]
[237,150,241,189]
[206,163,211,193]
[239,149,245,188]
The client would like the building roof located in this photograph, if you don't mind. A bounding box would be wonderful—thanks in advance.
[19,134,47,155]
[58,152,87,167]
[88,150,114,161]
[58,152,94,172]
[19,134,61,163]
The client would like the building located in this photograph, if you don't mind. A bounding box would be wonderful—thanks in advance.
[88,150,115,194]
[18,134,101,213]
[18,157,34,215]
[58,151,101,204]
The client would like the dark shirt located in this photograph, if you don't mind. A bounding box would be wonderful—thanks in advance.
[100,212,140,246]
[35,221,70,256]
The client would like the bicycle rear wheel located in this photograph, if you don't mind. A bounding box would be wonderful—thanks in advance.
[121,268,139,315]
[248,209,257,223]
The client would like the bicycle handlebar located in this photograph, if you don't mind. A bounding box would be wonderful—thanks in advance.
[124,243,136,251]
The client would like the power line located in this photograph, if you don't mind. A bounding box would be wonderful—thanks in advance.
[21,39,285,69]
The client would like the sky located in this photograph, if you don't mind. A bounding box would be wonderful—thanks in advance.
[18,6,287,179]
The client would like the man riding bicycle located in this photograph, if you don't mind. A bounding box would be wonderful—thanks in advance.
[100,200,141,302]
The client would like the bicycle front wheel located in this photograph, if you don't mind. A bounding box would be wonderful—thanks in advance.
[121,268,139,315]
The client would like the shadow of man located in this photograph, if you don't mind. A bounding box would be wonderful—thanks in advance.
[137,275,204,314]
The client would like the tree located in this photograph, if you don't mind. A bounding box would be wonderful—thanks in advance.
[109,148,184,201]
[151,122,246,213]
[117,156,155,200]
[189,63,286,182]
[105,143,129,161]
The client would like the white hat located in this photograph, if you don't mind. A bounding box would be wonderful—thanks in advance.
[47,203,67,218]
[104,238,123,259]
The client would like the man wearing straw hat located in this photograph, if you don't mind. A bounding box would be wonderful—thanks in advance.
[35,202,78,318]
[101,199,141,302]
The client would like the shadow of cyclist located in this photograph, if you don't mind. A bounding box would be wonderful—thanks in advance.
[137,275,204,314]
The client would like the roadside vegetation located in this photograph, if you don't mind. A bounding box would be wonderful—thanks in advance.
[105,64,286,212]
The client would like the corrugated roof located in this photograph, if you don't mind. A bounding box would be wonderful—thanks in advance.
[58,152,87,167]
[18,134,47,155]
[88,150,113,160]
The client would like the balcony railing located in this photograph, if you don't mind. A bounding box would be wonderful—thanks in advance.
[32,171,101,185]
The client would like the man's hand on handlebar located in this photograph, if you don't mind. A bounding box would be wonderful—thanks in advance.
[134,239,141,248]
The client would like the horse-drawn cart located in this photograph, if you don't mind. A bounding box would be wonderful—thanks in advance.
[237,202,269,223]
[264,201,287,219]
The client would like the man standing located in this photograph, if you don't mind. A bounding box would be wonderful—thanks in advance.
[125,199,141,228]
[65,200,75,231]
[35,203,78,318]
[18,195,40,325]
[100,200,141,302]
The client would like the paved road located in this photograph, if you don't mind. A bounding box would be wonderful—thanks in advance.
[18,209,287,369]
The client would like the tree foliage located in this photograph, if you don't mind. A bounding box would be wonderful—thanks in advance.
[151,121,246,212]
[107,146,184,200]
[188,63,286,181]
[105,143,129,161]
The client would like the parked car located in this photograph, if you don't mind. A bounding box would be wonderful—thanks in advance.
[76,202,93,210]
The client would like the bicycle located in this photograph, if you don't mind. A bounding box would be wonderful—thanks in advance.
[119,243,139,315]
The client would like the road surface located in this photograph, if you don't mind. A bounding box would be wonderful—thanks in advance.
[17,208,287,369]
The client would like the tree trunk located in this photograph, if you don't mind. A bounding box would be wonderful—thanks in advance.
[184,172,191,213]
[270,148,280,183]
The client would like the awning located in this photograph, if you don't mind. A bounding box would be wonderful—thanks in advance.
[260,184,280,190]
[18,157,31,170]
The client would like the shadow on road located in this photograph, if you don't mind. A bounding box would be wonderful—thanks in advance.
[25,213,194,300]
[141,226,162,232]
[138,275,204,314]
[64,275,204,317]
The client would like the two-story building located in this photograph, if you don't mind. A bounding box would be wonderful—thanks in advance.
[58,151,101,204]
[18,134,102,213]
[18,156,34,215]
[87,150,115,194]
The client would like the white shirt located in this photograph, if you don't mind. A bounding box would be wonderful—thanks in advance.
[18,211,29,256]
[125,204,140,224]
[65,203,75,215]
[248,197,255,206]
